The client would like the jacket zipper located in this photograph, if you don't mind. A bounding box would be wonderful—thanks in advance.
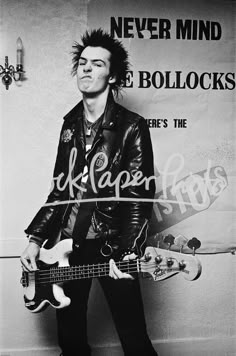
[62,135,76,225]
[86,132,103,163]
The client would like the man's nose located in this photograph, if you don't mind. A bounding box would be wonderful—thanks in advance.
[83,61,92,72]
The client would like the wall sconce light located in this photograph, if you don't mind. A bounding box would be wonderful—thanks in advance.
[0,37,24,90]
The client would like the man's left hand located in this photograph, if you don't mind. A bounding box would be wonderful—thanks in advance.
[109,253,137,280]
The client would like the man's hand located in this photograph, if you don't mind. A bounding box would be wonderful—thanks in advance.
[20,242,40,271]
[109,253,137,280]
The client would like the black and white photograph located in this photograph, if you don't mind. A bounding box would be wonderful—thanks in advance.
[0,0,235,355]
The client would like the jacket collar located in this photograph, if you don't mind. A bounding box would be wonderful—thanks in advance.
[63,91,120,131]
[100,91,119,130]
[63,100,84,124]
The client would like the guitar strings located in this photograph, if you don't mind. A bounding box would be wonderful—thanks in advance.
[21,266,182,286]
[22,261,139,283]
[35,267,181,284]
[22,260,182,285]
[23,259,180,276]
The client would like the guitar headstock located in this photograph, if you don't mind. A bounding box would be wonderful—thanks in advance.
[140,246,202,282]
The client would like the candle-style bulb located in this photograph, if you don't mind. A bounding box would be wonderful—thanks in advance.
[17,37,23,50]
[16,37,23,66]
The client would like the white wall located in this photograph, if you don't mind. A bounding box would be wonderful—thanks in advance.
[0,1,235,355]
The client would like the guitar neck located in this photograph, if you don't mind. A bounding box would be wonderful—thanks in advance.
[36,260,140,285]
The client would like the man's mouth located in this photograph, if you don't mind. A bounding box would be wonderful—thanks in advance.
[81,76,92,80]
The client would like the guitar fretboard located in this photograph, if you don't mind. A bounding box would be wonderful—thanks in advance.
[24,260,141,286]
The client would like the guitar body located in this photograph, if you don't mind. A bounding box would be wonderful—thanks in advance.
[23,239,73,313]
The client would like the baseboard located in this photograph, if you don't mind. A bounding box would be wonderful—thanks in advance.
[1,336,235,356]
[0,348,60,356]
[155,336,235,356]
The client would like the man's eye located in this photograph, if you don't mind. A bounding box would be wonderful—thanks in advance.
[78,61,85,66]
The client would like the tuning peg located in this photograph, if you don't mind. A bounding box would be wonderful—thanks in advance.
[166,257,174,267]
[144,252,152,262]
[163,234,175,249]
[174,234,188,253]
[155,255,163,264]
[187,237,201,255]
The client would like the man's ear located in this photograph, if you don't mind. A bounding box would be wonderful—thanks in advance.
[108,75,116,84]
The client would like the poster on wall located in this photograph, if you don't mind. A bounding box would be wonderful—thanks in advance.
[88,0,236,254]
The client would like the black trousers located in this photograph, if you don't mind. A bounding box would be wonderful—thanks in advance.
[56,239,158,356]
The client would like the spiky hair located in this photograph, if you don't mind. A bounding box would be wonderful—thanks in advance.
[71,28,130,95]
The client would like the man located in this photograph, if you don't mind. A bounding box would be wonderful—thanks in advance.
[21,29,157,356]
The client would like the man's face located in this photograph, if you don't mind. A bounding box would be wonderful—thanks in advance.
[77,46,115,96]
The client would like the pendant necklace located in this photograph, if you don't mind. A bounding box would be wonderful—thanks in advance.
[84,114,95,137]
[83,111,103,137]
[85,122,92,137]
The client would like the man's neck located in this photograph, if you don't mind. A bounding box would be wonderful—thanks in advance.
[83,89,111,123]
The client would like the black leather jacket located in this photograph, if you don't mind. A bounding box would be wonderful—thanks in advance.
[25,93,155,254]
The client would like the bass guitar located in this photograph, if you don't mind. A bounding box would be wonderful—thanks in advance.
[21,238,202,313]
